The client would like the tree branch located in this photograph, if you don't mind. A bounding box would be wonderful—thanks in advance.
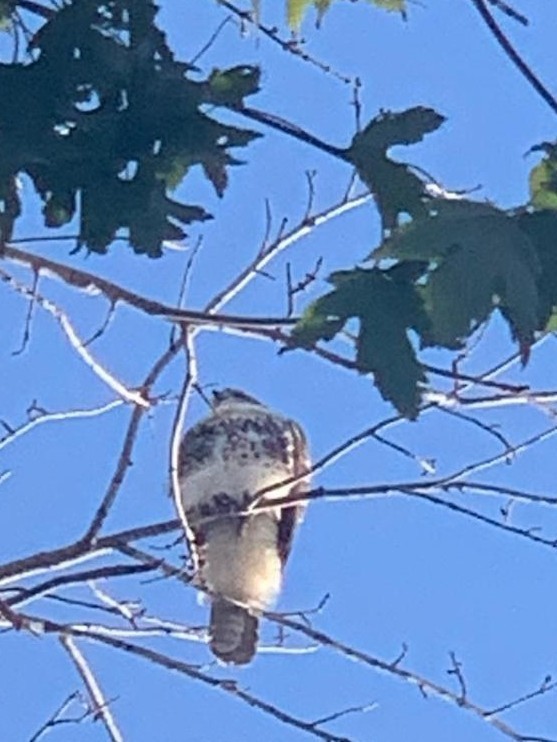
[468,0,557,116]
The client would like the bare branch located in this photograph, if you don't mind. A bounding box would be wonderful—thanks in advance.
[217,0,352,84]
[83,340,181,542]
[7,563,155,609]
[268,614,554,742]
[27,691,89,742]
[60,635,124,742]
[6,607,359,742]
[447,652,468,705]
[189,16,231,65]
[204,192,371,313]
[486,676,557,717]
[169,331,199,566]
[0,519,179,587]
[0,268,150,408]
[12,267,37,355]
[0,400,124,453]
[468,0,557,116]
[487,0,528,25]
[2,246,295,330]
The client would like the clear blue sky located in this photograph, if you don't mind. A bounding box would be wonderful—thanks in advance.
[2,1,557,741]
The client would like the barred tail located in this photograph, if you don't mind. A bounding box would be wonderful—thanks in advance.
[209,597,259,665]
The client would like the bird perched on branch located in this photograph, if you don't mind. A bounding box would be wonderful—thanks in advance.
[177,388,310,665]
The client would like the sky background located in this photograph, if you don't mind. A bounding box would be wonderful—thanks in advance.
[2,1,557,741]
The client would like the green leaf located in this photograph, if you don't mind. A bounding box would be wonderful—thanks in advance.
[287,0,309,28]
[207,66,261,107]
[347,107,445,231]
[287,0,330,28]
[518,210,557,333]
[354,107,444,152]
[287,0,405,28]
[530,154,557,210]
[0,173,20,246]
[369,0,405,10]
[0,3,260,256]
[377,200,541,355]
[0,0,12,31]
[291,266,428,418]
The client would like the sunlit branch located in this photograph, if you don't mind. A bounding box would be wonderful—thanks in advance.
[75,633,356,742]
[68,620,207,642]
[60,635,124,742]
[82,340,182,542]
[0,400,124,453]
[4,191,369,334]
[0,519,179,587]
[88,582,141,624]
[446,480,557,507]
[447,424,557,480]
[0,268,150,408]
[7,563,155,609]
[205,192,371,314]
[169,331,199,567]
[5,610,358,742]
[424,387,557,411]
[249,482,557,551]
[2,246,295,330]
[267,613,557,742]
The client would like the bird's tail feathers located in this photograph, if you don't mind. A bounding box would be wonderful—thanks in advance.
[209,596,259,665]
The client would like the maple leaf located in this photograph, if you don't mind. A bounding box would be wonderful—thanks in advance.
[291,265,428,417]
[376,200,541,361]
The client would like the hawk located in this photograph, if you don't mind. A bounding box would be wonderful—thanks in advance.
[177,388,310,665]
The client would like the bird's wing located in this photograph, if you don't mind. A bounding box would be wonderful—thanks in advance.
[277,419,311,566]
[176,419,215,572]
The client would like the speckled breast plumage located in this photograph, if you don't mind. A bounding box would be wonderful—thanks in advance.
[179,412,299,526]
[176,392,309,664]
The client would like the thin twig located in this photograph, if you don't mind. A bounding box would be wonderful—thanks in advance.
[83,341,181,542]
[0,269,150,408]
[468,0,557,116]
[0,400,124,453]
[189,16,231,65]
[12,268,38,355]
[27,691,88,742]
[204,192,371,313]
[7,563,155,609]
[60,635,123,742]
[268,614,552,742]
[487,0,528,25]
[2,247,295,330]
[0,519,179,587]
[217,0,352,84]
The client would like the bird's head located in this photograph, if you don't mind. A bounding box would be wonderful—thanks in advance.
[212,388,265,412]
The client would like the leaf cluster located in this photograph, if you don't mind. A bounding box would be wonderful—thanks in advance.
[291,108,557,417]
[0,0,260,256]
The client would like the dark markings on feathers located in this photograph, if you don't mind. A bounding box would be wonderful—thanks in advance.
[179,414,293,476]
[178,402,310,664]
[210,597,259,665]
[185,490,252,524]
